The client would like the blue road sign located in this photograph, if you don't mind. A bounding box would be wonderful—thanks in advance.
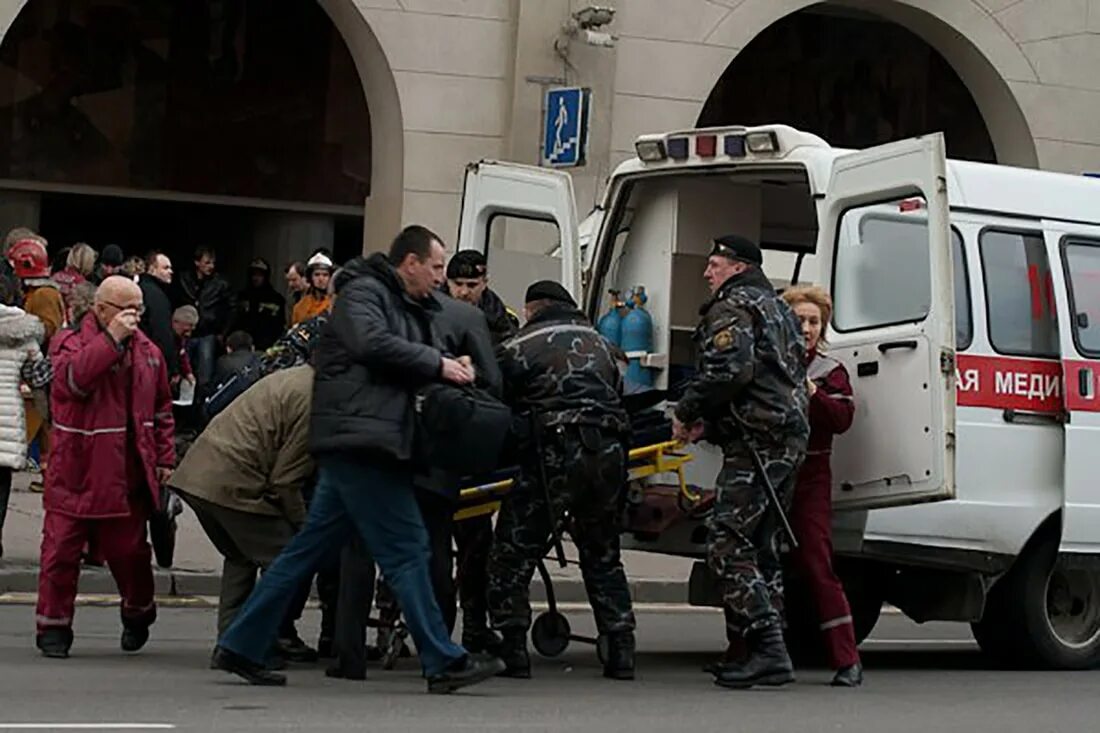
[543,87,589,168]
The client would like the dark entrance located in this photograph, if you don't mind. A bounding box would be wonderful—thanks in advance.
[698,4,997,162]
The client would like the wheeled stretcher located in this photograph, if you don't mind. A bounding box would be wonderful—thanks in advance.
[450,439,698,660]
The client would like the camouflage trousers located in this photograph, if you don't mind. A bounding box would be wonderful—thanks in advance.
[487,427,636,635]
[707,443,802,638]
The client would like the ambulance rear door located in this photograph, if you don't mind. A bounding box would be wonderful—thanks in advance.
[1046,222,1100,554]
[817,134,957,510]
[456,161,582,308]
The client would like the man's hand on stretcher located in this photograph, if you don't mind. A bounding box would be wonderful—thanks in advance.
[671,417,705,444]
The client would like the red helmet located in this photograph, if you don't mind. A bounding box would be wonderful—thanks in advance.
[7,238,50,279]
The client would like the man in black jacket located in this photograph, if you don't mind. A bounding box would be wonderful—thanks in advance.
[445,250,519,344]
[338,289,504,679]
[176,246,234,391]
[138,251,180,382]
[213,226,504,693]
[233,258,286,351]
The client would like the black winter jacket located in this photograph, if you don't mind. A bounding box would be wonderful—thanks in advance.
[309,253,443,461]
[233,279,286,351]
[177,270,235,338]
[415,292,504,500]
[138,274,180,378]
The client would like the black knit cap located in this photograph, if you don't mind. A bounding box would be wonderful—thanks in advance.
[710,234,763,266]
[100,244,125,267]
[447,250,487,280]
[525,280,576,307]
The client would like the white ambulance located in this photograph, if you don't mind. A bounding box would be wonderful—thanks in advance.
[456,125,1100,670]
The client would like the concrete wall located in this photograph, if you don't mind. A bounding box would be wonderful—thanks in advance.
[3,0,1100,254]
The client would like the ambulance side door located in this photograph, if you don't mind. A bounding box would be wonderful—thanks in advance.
[1045,223,1100,554]
[456,161,582,309]
[816,134,957,510]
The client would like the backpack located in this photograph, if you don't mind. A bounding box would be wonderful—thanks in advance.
[414,382,512,475]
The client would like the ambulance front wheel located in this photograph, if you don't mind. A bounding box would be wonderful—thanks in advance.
[531,611,571,658]
[973,536,1100,670]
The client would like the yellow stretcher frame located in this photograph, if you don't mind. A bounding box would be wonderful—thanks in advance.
[453,441,698,522]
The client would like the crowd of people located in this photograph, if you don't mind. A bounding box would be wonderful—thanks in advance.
[0,222,865,695]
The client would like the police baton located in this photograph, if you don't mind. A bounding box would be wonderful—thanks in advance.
[732,416,799,550]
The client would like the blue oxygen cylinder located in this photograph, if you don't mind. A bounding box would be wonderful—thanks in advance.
[621,286,655,388]
[597,289,624,346]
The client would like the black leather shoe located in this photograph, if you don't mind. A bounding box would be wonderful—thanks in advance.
[427,654,505,694]
[213,646,287,686]
[36,628,72,659]
[602,632,636,681]
[831,662,863,687]
[121,625,149,653]
[713,626,795,690]
[496,631,531,679]
[276,633,318,663]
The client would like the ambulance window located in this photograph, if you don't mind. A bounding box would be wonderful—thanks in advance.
[832,203,931,332]
[1064,240,1100,357]
[952,230,973,351]
[980,229,1059,358]
[484,214,562,310]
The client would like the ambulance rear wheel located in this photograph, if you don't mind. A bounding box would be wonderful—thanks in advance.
[531,612,571,658]
[974,537,1100,669]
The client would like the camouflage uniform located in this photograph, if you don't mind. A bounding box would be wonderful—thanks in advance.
[486,303,635,636]
[675,266,809,639]
[258,313,328,376]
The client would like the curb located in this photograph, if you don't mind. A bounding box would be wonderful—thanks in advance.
[0,565,688,606]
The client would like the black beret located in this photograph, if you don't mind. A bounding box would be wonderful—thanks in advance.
[525,280,576,307]
[710,234,762,266]
[447,250,487,280]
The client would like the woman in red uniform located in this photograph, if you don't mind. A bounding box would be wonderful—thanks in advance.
[782,285,862,687]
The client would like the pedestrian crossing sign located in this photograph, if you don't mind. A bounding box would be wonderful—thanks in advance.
[543,87,590,168]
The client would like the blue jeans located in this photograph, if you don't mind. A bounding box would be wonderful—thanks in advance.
[217,455,465,677]
[187,334,218,388]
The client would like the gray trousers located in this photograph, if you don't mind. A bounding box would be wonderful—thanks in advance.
[177,492,298,637]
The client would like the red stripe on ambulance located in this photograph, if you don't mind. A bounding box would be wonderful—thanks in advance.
[956,354,1063,413]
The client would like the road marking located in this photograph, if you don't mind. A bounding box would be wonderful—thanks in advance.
[0,721,174,726]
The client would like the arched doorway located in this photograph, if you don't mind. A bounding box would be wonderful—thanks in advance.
[0,0,386,281]
[698,3,1007,163]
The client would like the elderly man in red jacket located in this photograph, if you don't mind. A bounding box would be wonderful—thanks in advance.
[36,276,176,659]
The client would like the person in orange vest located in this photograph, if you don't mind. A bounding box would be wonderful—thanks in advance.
[290,252,334,326]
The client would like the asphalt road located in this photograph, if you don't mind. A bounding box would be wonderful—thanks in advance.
[0,604,1097,733]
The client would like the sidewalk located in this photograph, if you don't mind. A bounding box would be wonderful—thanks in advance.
[0,472,694,604]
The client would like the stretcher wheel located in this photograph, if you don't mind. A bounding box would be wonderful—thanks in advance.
[531,611,571,658]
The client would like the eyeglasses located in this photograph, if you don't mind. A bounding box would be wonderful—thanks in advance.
[102,300,146,315]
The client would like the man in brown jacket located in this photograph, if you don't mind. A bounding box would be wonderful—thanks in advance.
[169,364,314,659]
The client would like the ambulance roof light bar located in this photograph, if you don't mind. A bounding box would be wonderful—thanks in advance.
[633,127,787,164]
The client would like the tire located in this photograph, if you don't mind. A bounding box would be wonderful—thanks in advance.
[835,559,885,644]
[973,536,1100,670]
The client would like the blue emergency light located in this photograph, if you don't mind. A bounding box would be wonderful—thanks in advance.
[724,135,746,157]
[666,137,690,160]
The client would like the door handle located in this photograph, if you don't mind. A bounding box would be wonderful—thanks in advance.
[878,340,919,354]
[1080,367,1095,399]
[1002,408,1068,426]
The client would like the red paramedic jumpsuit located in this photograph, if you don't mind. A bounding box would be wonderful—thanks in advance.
[36,313,175,638]
[789,350,860,670]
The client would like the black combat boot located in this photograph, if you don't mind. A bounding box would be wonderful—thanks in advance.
[496,629,531,679]
[713,625,795,689]
[462,613,503,656]
[36,628,73,659]
[602,632,636,681]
